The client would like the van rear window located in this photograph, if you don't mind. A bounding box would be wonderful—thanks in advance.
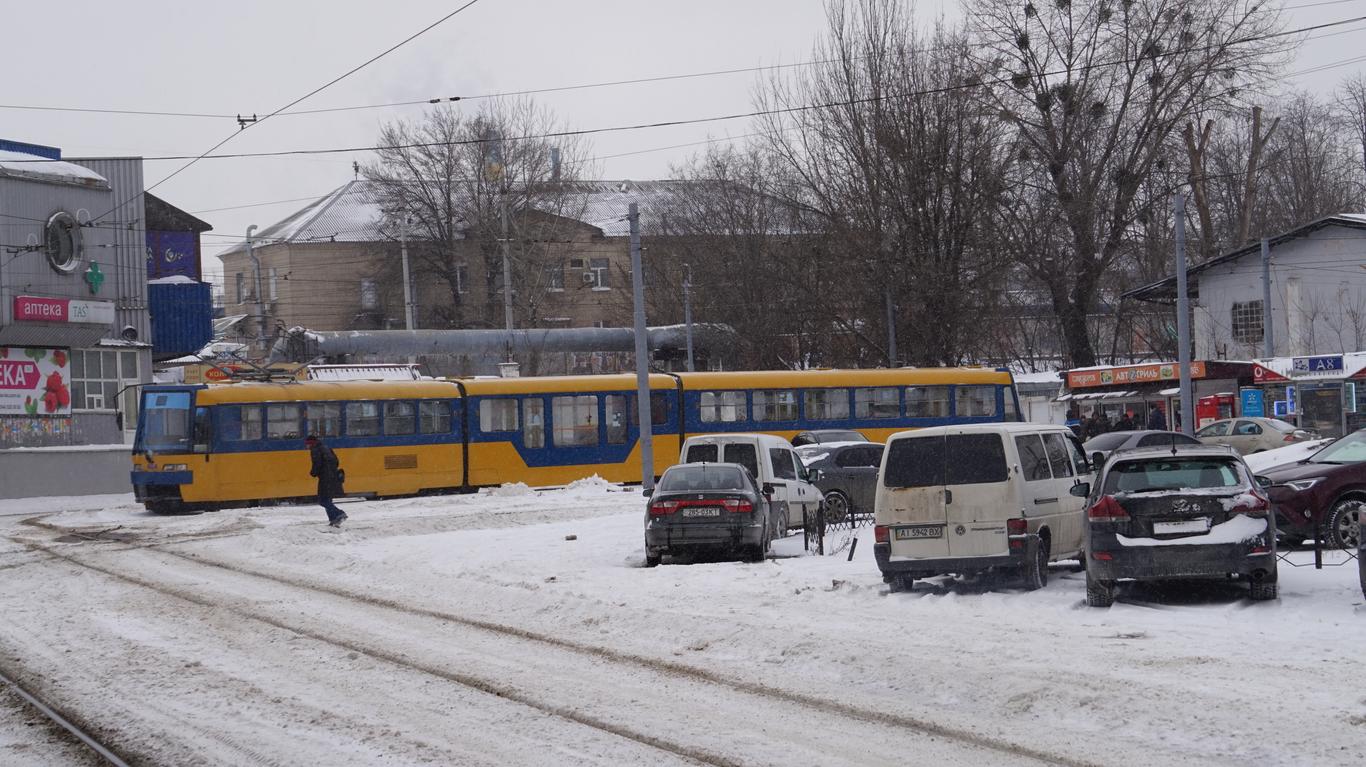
[686,444,719,463]
[884,433,1008,488]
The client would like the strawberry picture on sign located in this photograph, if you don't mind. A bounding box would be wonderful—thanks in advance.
[0,347,73,416]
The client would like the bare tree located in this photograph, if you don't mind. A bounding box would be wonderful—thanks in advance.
[753,1,1015,366]
[1336,72,1366,204]
[965,0,1290,366]
[363,101,594,329]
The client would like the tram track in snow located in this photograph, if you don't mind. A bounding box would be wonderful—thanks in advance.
[10,528,1097,767]
[0,663,131,767]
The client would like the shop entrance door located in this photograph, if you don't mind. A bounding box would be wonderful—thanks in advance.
[1298,383,1345,438]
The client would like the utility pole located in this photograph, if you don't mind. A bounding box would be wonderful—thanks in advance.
[246,224,266,355]
[399,216,416,331]
[1261,238,1273,357]
[884,287,898,366]
[501,192,514,333]
[682,263,695,372]
[629,203,655,493]
[1175,194,1195,436]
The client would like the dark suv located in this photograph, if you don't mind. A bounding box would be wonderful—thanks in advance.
[1075,444,1278,606]
[1261,430,1366,550]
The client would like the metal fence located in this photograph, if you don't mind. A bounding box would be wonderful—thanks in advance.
[803,502,876,557]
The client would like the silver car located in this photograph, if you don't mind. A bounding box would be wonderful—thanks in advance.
[1195,417,1317,455]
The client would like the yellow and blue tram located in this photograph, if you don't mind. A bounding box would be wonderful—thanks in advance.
[131,367,1020,512]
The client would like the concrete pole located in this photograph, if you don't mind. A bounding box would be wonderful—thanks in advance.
[1261,238,1273,357]
[246,224,266,355]
[501,192,514,333]
[683,263,695,372]
[1175,194,1195,436]
[629,203,655,493]
[400,220,415,331]
[884,286,898,366]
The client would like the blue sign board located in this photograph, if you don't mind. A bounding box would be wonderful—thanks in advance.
[1273,400,1289,417]
[1292,355,1344,374]
[1240,388,1265,418]
[145,230,200,280]
[1286,385,1296,415]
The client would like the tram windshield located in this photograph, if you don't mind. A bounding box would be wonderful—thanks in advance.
[136,390,193,453]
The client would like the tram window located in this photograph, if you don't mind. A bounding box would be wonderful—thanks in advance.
[419,401,451,434]
[699,391,747,423]
[605,395,628,444]
[221,405,264,441]
[629,392,670,426]
[307,403,342,438]
[480,399,519,432]
[804,388,850,421]
[553,395,599,447]
[192,407,212,453]
[906,386,950,418]
[854,388,899,419]
[266,403,302,440]
[384,401,417,435]
[753,390,798,422]
[346,402,381,437]
[523,398,545,448]
[955,385,996,417]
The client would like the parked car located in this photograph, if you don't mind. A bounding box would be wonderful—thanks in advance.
[791,429,869,447]
[643,462,778,566]
[797,442,885,522]
[1077,444,1278,606]
[679,433,822,529]
[1083,430,1201,467]
[1261,430,1366,550]
[873,423,1091,592]
[1195,417,1317,454]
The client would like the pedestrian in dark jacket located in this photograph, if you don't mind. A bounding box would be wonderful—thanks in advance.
[1147,404,1168,431]
[1083,411,1109,439]
[1114,411,1136,431]
[307,435,347,527]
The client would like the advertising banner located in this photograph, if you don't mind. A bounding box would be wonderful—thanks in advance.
[1240,388,1265,418]
[1067,361,1208,389]
[0,347,72,416]
[146,230,200,280]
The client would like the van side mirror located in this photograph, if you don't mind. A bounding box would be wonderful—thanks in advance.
[1255,476,1273,490]
[1069,482,1091,498]
[643,487,654,498]
[761,483,775,497]
[1090,451,1105,468]
[807,468,822,483]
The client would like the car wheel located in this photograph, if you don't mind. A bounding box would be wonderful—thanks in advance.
[1248,576,1278,601]
[823,490,850,524]
[1324,499,1364,550]
[644,550,661,568]
[1021,537,1049,591]
[1085,571,1115,607]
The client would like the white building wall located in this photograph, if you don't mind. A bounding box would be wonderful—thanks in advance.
[1193,224,1366,359]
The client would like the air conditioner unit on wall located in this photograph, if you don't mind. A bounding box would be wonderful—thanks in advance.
[581,271,597,286]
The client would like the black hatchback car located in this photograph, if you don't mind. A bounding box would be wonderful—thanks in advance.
[1075,444,1278,606]
[643,463,776,566]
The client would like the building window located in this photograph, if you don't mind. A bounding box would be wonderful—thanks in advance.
[236,273,246,304]
[453,263,469,294]
[1231,300,1264,344]
[545,260,565,291]
[360,279,379,311]
[268,267,279,301]
[71,349,140,420]
[590,258,610,289]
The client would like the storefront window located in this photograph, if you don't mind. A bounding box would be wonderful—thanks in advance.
[71,348,142,432]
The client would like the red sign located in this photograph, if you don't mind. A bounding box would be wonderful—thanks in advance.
[14,296,66,322]
[1067,361,1208,389]
[1252,364,1290,383]
[0,360,41,390]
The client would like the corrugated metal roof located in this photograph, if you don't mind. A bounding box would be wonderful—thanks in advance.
[218,180,387,255]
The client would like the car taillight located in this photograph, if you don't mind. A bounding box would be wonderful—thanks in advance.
[1007,517,1027,551]
[1087,495,1129,521]
[722,499,753,513]
[874,525,889,543]
[1229,492,1270,517]
[1283,434,1296,442]
[650,500,680,516]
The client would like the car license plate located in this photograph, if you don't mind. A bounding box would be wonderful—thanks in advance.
[682,507,722,517]
[894,525,943,540]
[1153,517,1211,535]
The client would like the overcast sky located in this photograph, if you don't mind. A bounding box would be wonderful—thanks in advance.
[3,0,1363,278]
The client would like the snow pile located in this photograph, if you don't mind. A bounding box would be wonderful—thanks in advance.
[482,482,535,497]
[1117,514,1266,547]
[563,475,623,494]
[1244,439,1331,473]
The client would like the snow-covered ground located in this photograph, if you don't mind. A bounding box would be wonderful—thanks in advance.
[1,481,1363,766]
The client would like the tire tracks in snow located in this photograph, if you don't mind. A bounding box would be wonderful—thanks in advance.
[33,532,1095,767]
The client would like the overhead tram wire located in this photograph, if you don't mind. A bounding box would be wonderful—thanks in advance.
[0,0,1349,125]
[5,13,1356,171]
[85,0,487,225]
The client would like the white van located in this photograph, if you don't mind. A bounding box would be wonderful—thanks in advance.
[679,433,822,530]
[872,423,1091,591]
